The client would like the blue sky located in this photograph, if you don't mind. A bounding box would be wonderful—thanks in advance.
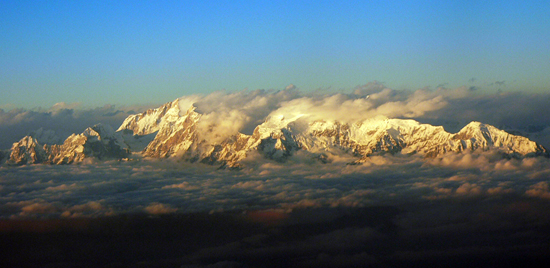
[2,0,549,108]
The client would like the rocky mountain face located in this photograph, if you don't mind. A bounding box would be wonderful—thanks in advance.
[4,99,548,167]
[117,99,181,136]
[8,124,129,165]
[8,136,47,165]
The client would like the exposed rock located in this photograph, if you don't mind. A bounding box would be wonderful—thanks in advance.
[8,124,129,165]
[8,136,47,165]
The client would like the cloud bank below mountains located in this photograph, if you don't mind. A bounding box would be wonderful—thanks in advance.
[1,151,549,219]
[2,149,550,267]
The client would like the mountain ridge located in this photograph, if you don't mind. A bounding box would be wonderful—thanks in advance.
[5,99,548,167]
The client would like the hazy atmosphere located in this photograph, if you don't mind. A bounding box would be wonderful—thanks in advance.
[2,1,550,267]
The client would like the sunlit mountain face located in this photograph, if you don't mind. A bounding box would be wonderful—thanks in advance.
[2,88,550,267]
[4,87,549,167]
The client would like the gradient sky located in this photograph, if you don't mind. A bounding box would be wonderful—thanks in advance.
[2,0,549,109]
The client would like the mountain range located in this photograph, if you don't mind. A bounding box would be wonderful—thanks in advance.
[3,98,547,167]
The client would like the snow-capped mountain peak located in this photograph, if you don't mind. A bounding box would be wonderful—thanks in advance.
[117,99,182,135]
[4,98,548,167]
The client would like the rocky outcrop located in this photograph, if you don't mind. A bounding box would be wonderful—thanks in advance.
[7,124,129,165]
[117,99,181,136]
[8,136,47,165]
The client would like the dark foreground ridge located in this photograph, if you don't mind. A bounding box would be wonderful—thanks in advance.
[2,199,550,268]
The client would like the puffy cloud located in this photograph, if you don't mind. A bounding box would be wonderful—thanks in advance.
[61,201,108,218]
[45,183,79,191]
[264,88,447,126]
[20,201,58,214]
[525,182,550,199]
[487,186,514,195]
[176,89,299,141]
[2,150,548,219]
[455,183,482,196]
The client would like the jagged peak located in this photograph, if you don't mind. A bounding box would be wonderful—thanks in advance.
[147,99,180,114]
[117,98,185,135]
[83,124,115,138]
[8,135,47,165]
[11,135,41,149]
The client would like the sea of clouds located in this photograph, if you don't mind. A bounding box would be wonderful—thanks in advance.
[3,147,550,266]
[1,150,549,219]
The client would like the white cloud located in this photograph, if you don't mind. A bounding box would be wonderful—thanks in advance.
[176,89,299,141]
[263,88,447,126]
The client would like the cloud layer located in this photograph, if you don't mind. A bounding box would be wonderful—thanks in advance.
[2,153,550,267]
[1,150,549,219]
